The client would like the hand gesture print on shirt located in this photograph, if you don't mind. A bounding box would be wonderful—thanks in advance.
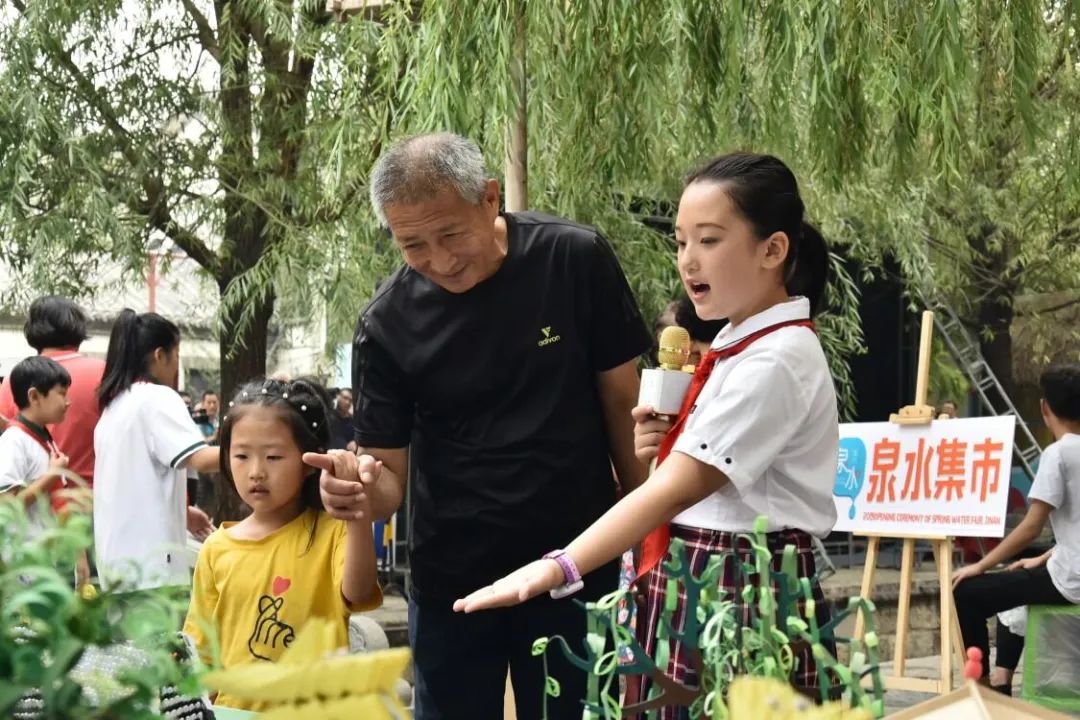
[248,577,296,661]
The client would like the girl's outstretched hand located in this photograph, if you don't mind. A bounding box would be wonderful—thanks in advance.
[453,559,564,613]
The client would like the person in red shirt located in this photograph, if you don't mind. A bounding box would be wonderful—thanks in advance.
[0,296,105,509]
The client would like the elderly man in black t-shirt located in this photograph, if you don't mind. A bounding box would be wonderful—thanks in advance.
[315,132,650,719]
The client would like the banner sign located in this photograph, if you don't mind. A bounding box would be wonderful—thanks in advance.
[832,417,1015,537]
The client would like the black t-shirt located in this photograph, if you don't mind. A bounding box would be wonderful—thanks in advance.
[352,211,652,602]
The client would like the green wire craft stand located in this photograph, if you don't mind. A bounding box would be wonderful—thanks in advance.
[532,517,886,720]
[1021,604,1080,714]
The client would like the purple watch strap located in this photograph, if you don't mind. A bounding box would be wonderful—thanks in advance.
[543,549,582,585]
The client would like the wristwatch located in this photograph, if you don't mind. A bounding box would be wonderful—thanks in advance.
[543,549,584,599]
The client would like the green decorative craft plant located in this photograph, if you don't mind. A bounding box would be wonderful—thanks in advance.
[0,499,201,719]
[533,517,885,719]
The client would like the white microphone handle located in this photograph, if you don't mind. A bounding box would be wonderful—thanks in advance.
[639,367,692,416]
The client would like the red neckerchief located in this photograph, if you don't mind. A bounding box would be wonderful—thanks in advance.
[637,318,816,579]
[10,414,59,456]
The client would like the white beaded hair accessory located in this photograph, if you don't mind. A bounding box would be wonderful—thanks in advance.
[230,380,322,430]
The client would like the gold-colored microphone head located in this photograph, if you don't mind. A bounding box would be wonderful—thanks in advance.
[657,326,691,371]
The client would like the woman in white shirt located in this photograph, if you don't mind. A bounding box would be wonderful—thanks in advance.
[454,153,840,714]
[94,309,220,591]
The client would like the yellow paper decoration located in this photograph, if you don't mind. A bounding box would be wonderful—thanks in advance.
[726,677,873,720]
[202,618,411,719]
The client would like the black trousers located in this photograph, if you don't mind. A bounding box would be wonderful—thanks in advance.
[995,621,1025,672]
[408,562,619,720]
[953,567,1069,677]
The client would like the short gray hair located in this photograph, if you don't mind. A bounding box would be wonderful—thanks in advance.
[369,132,488,226]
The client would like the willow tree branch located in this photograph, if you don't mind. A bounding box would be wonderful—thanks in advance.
[132,177,220,273]
[180,0,221,62]
[8,0,220,276]
[91,32,202,77]
[1016,295,1080,317]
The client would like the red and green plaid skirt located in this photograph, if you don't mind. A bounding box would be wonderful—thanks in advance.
[627,524,832,720]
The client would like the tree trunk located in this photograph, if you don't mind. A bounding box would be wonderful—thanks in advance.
[217,275,275,400]
[504,0,527,212]
[206,272,274,523]
[970,223,1017,401]
[977,286,1016,401]
[202,2,310,522]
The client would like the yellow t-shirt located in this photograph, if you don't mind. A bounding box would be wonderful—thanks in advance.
[183,508,382,710]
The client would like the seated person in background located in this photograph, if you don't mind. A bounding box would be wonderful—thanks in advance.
[953,364,1080,694]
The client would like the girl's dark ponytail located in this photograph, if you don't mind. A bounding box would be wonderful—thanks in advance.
[788,222,829,317]
[98,309,141,409]
[98,309,181,409]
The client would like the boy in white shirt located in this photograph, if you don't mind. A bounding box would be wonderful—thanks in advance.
[953,363,1080,692]
[0,356,72,532]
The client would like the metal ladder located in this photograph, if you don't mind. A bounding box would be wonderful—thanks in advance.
[918,291,1042,481]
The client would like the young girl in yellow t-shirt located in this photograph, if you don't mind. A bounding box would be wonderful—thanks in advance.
[183,378,382,710]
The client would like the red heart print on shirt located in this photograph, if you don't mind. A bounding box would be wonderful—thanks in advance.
[272,576,291,596]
